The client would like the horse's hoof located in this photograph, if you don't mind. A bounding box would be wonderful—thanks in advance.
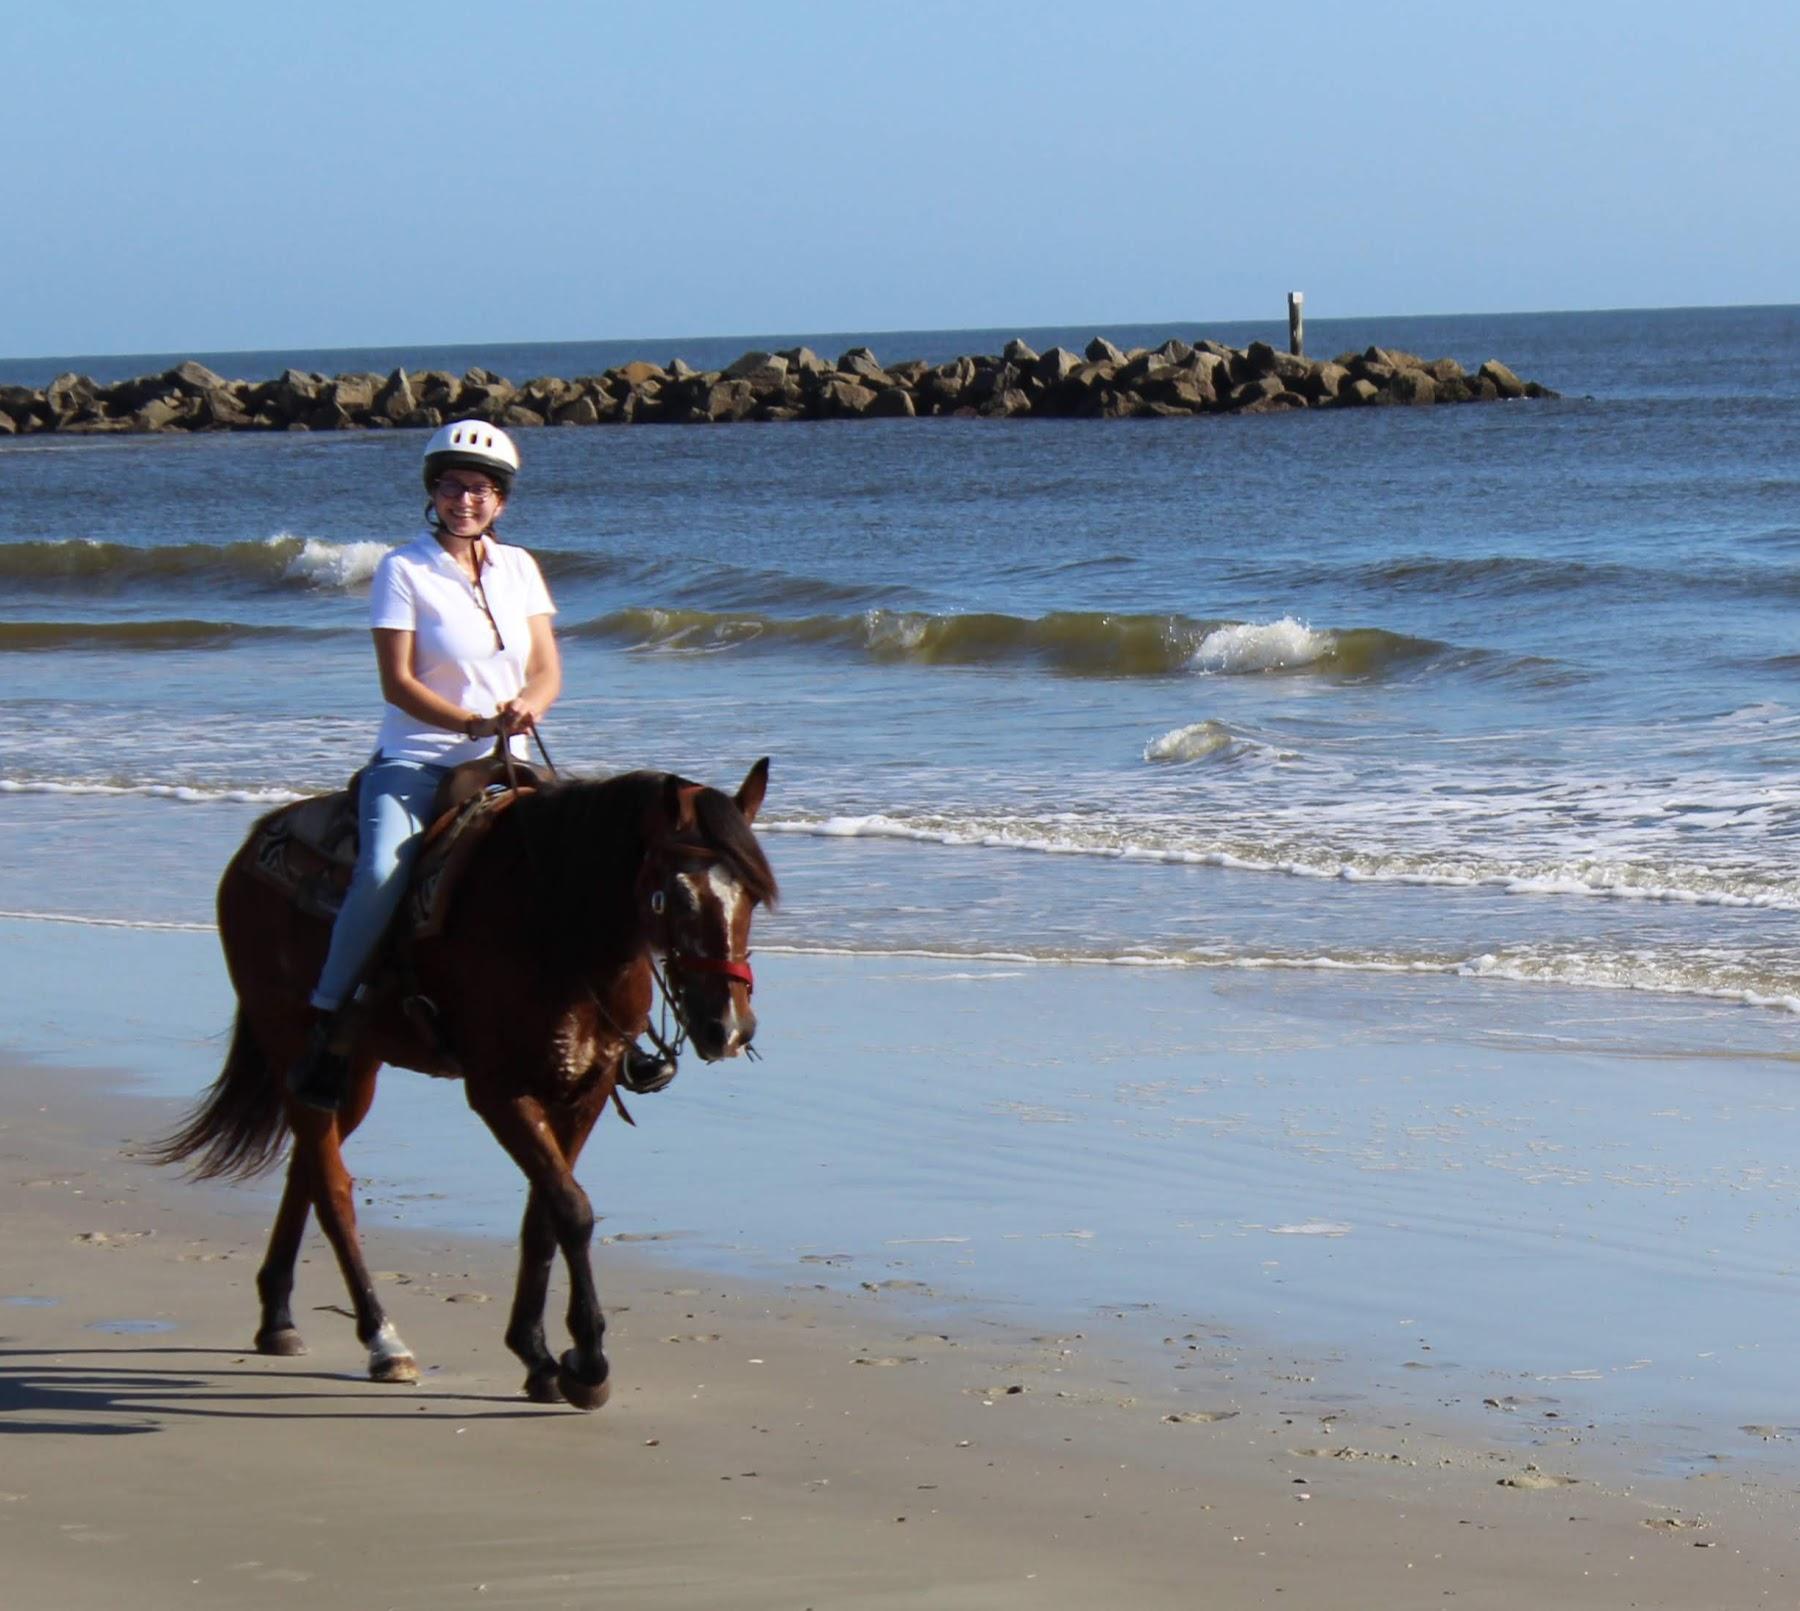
[523,1368,566,1405]
[255,1328,307,1357]
[370,1353,420,1385]
[557,1354,611,1412]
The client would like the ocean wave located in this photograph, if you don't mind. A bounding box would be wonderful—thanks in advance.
[0,908,216,934]
[762,813,1800,911]
[1144,720,1236,763]
[0,534,392,591]
[758,942,1800,1014]
[566,606,1446,679]
[0,620,328,651]
[0,778,305,805]
[5,909,1790,1014]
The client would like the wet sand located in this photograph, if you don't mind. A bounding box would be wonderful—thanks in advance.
[5,1013,1800,1608]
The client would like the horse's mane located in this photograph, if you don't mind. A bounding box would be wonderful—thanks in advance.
[512,770,778,910]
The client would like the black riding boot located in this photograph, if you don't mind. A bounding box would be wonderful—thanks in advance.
[621,1042,677,1094]
[286,1011,354,1114]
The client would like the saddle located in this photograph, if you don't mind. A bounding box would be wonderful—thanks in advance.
[248,748,548,935]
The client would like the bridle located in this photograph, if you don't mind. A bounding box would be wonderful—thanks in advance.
[635,841,758,1062]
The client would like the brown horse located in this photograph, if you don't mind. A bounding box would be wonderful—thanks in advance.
[155,760,776,1410]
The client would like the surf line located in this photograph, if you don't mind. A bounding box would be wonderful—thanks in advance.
[0,909,216,933]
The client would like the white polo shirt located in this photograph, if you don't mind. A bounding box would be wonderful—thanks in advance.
[368,531,556,765]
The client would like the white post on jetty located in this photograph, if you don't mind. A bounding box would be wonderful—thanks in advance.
[1288,292,1304,358]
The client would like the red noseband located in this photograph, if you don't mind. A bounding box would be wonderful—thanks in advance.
[666,953,755,994]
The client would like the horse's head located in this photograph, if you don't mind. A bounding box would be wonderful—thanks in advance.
[641,759,777,1061]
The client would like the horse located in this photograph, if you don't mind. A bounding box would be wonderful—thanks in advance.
[154,759,776,1410]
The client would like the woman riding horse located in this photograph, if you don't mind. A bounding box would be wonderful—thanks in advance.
[289,421,668,1108]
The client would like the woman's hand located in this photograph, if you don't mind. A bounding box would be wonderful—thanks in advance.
[494,696,542,736]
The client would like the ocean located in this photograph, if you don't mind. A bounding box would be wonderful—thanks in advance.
[8,306,1800,1448]
[5,305,1799,1010]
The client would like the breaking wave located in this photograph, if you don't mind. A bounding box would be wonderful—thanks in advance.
[0,534,391,590]
[568,606,1447,679]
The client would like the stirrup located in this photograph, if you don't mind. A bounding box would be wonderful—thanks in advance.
[286,1017,352,1114]
[620,1042,677,1094]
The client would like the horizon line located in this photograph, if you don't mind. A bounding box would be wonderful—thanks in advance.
[4,299,1793,370]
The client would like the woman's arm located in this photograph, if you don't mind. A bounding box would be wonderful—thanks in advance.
[372,628,499,738]
[497,613,562,733]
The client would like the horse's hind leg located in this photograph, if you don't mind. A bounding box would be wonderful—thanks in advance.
[254,1163,312,1356]
[291,1067,418,1384]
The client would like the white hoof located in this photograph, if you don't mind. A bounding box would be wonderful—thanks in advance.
[368,1320,419,1385]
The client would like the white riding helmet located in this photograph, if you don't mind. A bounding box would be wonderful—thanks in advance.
[422,420,521,494]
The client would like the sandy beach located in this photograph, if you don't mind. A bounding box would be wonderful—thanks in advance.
[6,937,1800,1609]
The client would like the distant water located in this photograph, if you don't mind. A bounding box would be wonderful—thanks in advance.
[4,305,1800,1017]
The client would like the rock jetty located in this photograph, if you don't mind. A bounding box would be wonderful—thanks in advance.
[0,340,1555,436]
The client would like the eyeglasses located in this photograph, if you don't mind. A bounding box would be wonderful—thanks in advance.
[435,479,501,504]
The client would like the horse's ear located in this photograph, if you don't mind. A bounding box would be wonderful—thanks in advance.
[735,758,770,825]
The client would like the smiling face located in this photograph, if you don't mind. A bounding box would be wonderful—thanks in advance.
[432,470,506,538]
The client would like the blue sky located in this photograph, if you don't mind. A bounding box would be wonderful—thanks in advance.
[7,2,1794,357]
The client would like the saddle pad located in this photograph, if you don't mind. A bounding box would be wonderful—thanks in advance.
[246,785,527,934]
[248,789,359,920]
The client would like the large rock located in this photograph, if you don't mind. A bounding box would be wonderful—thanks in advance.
[819,378,879,417]
[196,389,251,428]
[1146,373,1217,410]
[725,350,785,381]
[1002,338,1039,364]
[1296,361,1349,403]
[1034,347,1083,386]
[1478,360,1526,399]
[837,347,887,381]
[982,387,1033,418]
[553,394,601,426]
[1085,336,1127,364]
[868,386,916,418]
[617,360,665,387]
[701,380,758,421]
[777,346,829,376]
[459,380,516,416]
[322,375,374,415]
[45,372,98,420]
[163,360,228,396]
[131,395,186,431]
[1228,375,1284,409]
[374,368,416,423]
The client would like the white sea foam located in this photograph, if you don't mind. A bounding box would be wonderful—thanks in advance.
[1144,720,1233,763]
[277,534,389,589]
[0,778,304,806]
[0,908,215,933]
[761,814,1800,911]
[1191,617,1330,673]
[756,941,1800,1015]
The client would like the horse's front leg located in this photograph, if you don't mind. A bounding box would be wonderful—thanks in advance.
[290,1067,418,1384]
[505,1095,608,1403]
[468,1084,610,1410]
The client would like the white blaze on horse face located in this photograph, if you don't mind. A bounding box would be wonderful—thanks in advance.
[674,864,753,1051]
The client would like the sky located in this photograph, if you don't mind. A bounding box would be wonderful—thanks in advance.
[6,1,1796,358]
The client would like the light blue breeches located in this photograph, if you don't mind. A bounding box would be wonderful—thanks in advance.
[310,757,449,1013]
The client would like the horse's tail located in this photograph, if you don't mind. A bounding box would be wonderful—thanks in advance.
[148,1008,291,1182]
